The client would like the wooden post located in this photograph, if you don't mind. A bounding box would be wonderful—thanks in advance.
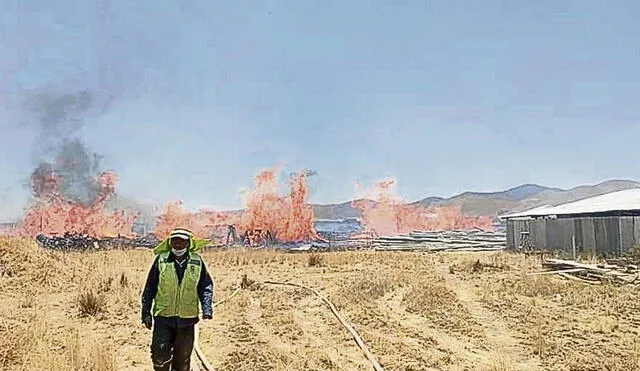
[619,217,624,257]
[572,234,576,260]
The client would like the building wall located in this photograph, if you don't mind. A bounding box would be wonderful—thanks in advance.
[506,216,639,257]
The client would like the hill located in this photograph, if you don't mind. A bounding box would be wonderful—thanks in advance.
[46,179,640,224]
[311,179,640,219]
[313,199,373,220]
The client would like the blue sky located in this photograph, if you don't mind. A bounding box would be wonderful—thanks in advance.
[1,0,639,220]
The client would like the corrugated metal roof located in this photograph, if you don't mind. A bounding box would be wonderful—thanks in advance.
[500,188,640,219]
[499,205,554,219]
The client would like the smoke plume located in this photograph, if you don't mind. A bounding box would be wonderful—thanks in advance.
[25,89,112,206]
[26,90,93,156]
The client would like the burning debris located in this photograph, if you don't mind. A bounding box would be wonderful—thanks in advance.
[15,89,138,238]
[35,232,159,251]
[17,164,137,238]
[20,167,329,249]
[154,201,240,240]
[352,178,494,236]
[7,133,508,251]
[154,168,325,246]
[239,169,323,243]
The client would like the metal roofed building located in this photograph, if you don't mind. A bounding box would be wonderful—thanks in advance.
[500,188,640,257]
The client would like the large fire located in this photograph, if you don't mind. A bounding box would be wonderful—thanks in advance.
[9,165,494,241]
[239,169,321,242]
[352,178,494,237]
[154,201,240,240]
[15,169,137,237]
[154,169,321,243]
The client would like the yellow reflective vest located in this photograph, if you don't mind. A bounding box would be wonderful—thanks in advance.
[152,252,202,318]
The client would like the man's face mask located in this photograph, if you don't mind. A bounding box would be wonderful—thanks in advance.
[170,237,189,256]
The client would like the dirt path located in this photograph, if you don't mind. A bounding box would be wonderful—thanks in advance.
[374,288,486,370]
[434,265,543,371]
[199,284,373,370]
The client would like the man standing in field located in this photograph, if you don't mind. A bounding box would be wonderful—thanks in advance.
[141,228,214,371]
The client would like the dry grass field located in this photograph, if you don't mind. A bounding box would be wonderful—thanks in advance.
[1,236,640,371]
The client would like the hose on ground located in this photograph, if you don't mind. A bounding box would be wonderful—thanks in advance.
[193,287,242,370]
[192,280,385,371]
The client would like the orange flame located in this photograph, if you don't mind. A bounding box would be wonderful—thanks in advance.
[352,178,493,236]
[154,168,321,243]
[15,171,138,237]
[239,169,320,242]
[9,165,494,241]
[154,201,240,240]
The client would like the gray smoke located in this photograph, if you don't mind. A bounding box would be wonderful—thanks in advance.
[26,89,111,205]
[4,2,197,218]
[26,90,93,158]
[54,139,104,205]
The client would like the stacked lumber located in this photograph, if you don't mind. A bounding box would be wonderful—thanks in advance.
[35,233,159,251]
[318,230,375,250]
[371,229,507,252]
[536,258,639,285]
[605,257,640,269]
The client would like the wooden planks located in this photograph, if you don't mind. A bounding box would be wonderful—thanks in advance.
[508,216,638,257]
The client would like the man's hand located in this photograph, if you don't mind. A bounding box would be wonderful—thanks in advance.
[142,313,153,329]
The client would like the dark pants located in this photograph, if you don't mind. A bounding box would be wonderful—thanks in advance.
[151,319,195,371]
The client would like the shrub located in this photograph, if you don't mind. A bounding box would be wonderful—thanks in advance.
[307,253,325,267]
[76,290,106,317]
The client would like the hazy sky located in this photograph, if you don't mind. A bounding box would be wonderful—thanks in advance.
[1,0,639,220]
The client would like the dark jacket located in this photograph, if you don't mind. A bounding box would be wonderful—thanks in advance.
[141,251,214,328]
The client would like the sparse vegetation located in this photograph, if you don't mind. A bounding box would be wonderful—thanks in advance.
[307,252,325,267]
[119,272,128,288]
[1,238,640,370]
[76,290,106,317]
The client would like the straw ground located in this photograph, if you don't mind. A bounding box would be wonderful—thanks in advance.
[1,237,639,370]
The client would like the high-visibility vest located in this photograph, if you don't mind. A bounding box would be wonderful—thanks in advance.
[152,252,202,318]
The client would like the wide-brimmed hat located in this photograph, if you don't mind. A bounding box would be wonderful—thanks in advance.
[153,228,210,255]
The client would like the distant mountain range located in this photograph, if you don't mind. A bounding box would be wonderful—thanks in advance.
[104,179,640,224]
[311,179,640,220]
[6,180,637,226]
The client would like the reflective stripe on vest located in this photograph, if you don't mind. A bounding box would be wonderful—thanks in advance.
[152,252,202,318]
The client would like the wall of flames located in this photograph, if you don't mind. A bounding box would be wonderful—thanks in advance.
[8,168,494,241]
[154,169,320,242]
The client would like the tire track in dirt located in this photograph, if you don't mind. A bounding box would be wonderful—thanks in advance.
[368,288,483,370]
[434,265,543,370]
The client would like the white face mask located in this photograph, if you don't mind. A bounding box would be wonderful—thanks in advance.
[172,247,187,257]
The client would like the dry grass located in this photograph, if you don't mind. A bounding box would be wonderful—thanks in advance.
[336,273,401,307]
[1,238,640,370]
[484,352,516,371]
[403,275,484,338]
[307,253,326,267]
[0,313,117,371]
[76,290,107,317]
